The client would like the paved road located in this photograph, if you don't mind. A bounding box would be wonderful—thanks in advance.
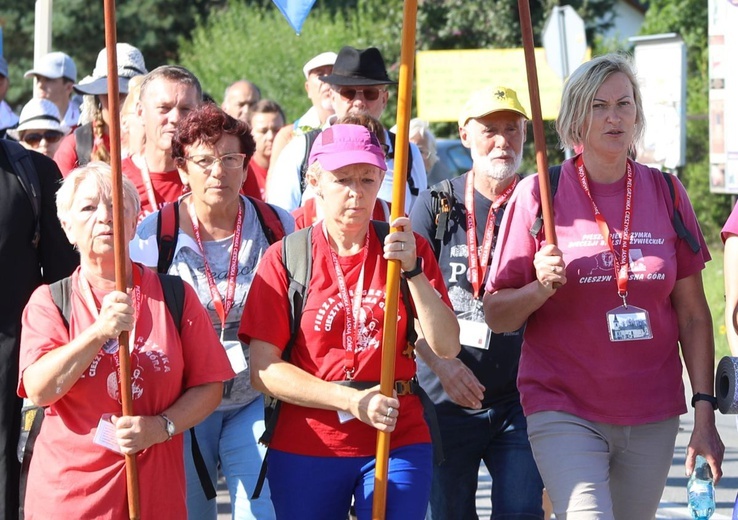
[217,392,738,519]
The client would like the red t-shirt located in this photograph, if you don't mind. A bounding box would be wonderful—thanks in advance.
[239,224,450,457]
[122,156,185,219]
[487,157,709,425]
[240,158,267,201]
[18,266,235,519]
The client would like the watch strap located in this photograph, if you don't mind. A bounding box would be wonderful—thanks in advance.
[402,257,423,279]
[160,413,175,440]
[691,393,718,410]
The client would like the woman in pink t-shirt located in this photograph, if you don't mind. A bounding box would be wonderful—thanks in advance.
[240,123,459,519]
[18,162,234,519]
[484,53,723,519]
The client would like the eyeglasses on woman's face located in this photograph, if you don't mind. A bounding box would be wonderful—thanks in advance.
[21,130,64,146]
[184,153,247,171]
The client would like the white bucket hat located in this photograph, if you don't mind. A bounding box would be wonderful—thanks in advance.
[74,43,147,96]
[7,98,70,140]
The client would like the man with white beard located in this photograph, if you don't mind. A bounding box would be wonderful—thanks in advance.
[409,86,545,519]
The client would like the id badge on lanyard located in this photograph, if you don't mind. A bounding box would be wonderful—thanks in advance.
[575,156,653,343]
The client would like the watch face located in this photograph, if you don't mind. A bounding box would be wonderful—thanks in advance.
[166,420,175,436]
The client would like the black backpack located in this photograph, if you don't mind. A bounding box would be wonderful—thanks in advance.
[19,273,185,517]
[0,139,42,248]
[528,165,700,253]
[155,197,286,273]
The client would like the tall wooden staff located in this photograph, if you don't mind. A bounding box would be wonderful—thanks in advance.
[372,1,418,518]
[103,0,141,517]
[518,0,557,245]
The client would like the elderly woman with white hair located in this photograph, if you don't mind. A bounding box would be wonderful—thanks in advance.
[17,162,234,518]
[483,53,723,519]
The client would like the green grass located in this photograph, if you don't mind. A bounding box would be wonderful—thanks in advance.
[704,247,729,361]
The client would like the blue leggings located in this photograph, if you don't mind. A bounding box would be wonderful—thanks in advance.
[267,443,432,520]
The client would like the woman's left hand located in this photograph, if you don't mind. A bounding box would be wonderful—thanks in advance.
[383,216,417,272]
[686,407,725,484]
[111,414,169,455]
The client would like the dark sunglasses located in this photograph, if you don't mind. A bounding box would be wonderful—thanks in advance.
[337,87,384,102]
[22,131,64,146]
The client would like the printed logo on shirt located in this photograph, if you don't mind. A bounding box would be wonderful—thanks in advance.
[313,289,389,352]
[84,337,172,404]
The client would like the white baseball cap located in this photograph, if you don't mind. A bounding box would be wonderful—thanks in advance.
[302,51,337,79]
[24,52,77,82]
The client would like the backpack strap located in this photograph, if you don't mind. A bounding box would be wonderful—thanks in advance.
[429,178,455,245]
[529,165,562,238]
[20,276,73,515]
[158,271,216,500]
[660,171,701,254]
[1,139,42,248]
[74,124,93,167]
[246,196,286,245]
[370,220,418,344]
[253,226,312,499]
[387,131,417,196]
[156,273,184,333]
[299,128,322,191]
[48,276,73,328]
[156,201,180,274]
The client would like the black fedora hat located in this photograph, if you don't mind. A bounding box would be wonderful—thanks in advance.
[319,46,397,86]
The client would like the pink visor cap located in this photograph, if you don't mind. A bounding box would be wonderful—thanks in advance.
[308,124,387,172]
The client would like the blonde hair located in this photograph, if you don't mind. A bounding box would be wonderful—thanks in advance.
[555,53,645,151]
[78,95,111,163]
[121,75,146,156]
[56,161,141,224]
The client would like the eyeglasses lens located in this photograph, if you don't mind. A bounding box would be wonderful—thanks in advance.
[339,87,381,101]
[23,131,63,146]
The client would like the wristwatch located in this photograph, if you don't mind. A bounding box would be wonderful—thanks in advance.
[691,393,718,411]
[402,257,423,280]
[160,413,175,440]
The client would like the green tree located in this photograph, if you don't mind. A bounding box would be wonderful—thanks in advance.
[180,1,363,124]
[639,0,729,243]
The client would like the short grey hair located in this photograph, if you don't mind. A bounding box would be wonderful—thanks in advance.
[555,53,645,151]
[56,161,140,224]
[140,65,203,102]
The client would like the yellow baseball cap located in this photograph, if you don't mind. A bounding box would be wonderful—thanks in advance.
[458,86,529,128]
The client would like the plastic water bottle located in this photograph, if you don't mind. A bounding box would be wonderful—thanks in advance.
[688,455,715,520]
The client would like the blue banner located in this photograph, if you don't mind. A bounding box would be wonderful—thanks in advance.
[272,0,316,34]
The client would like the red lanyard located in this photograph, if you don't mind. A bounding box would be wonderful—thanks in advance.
[136,156,160,213]
[188,197,244,334]
[575,156,634,305]
[325,223,369,380]
[465,172,517,299]
[78,265,143,350]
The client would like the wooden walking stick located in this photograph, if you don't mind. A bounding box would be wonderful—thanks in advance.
[103,0,141,517]
[518,0,557,245]
[372,1,418,518]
